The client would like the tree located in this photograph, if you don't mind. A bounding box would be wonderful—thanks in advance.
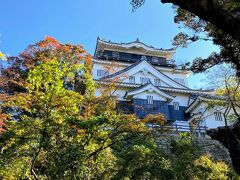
[0,37,237,179]
[0,51,6,61]
[131,0,240,76]
[206,65,240,120]
[131,1,240,173]
[0,37,152,179]
[131,0,240,43]
[0,36,92,135]
[190,65,240,127]
[204,65,240,174]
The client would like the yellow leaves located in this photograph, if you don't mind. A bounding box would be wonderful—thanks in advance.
[0,51,6,61]
[142,113,166,125]
[120,119,149,133]
[1,93,32,112]
[194,155,231,179]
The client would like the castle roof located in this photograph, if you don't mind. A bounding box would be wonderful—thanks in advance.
[100,59,189,89]
[125,83,175,101]
[94,37,176,60]
[185,95,226,113]
[94,79,215,95]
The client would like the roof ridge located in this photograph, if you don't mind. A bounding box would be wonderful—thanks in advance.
[101,59,189,89]
[126,83,175,99]
[97,38,175,52]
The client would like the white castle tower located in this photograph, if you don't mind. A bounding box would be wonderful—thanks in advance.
[92,37,228,129]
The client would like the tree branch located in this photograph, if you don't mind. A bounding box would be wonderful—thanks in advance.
[161,0,240,43]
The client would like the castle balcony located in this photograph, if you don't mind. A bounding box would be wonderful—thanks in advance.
[97,50,176,67]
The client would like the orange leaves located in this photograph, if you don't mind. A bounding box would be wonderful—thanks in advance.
[142,113,166,125]
[0,128,6,133]
[37,36,60,48]
[45,36,59,43]
[85,54,92,70]
[0,113,10,122]
[0,113,10,133]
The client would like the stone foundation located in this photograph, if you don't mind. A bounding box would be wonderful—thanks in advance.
[156,135,232,166]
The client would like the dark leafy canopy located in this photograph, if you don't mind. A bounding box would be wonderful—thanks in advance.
[131,0,240,43]
[131,0,240,76]
[173,8,240,76]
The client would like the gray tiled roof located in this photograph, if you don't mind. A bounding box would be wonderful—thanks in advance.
[126,83,175,98]
[97,37,175,52]
[100,59,190,89]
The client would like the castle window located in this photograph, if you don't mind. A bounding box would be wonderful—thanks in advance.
[97,69,109,77]
[173,102,179,110]
[174,78,185,86]
[152,57,159,63]
[140,77,150,85]
[214,112,223,121]
[154,78,161,86]
[147,95,153,104]
[112,51,119,59]
[129,76,135,84]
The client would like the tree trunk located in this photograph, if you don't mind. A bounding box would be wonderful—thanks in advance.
[207,118,240,175]
[161,0,240,43]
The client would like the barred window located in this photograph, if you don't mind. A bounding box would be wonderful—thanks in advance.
[97,69,109,77]
[154,78,161,86]
[147,95,154,104]
[173,102,179,110]
[152,57,159,63]
[140,77,150,85]
[214,112,223,121]
[129,76,135,84]
[112,51,119,59]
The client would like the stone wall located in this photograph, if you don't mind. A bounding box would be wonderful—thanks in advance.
[156,135,232,166]
[196,138,232,166]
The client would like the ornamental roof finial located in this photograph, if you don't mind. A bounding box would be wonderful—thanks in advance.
[141,55,147,61]
[136,38,140,42]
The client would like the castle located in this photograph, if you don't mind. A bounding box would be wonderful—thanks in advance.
[92,38,228,130]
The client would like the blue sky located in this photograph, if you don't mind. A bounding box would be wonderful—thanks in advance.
[0,0,219,89]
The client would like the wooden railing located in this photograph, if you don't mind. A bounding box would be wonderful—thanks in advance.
[146,124,208,137]
[97,51,175,67]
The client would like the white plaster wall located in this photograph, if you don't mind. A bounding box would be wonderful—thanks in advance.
[93,60,189,89]
[125,71,171,87]
[160,71,189,87]
[133,91,167,101]
[94,87,128,100]
[112,88,128,99]
[95,86,170,101]
[191,102,226,129]
[92,62,125,80]
[191,103,206,115]
[168,92,190,107]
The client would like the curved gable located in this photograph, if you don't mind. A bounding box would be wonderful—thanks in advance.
[125,83,175,101]
[103,60,189,89]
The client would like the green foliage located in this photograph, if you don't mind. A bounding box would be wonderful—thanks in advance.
[0,38,238,179]
[193,155,237,180]
[169,133,199,179]
[168,133,238,179]
[0,50,150,179]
